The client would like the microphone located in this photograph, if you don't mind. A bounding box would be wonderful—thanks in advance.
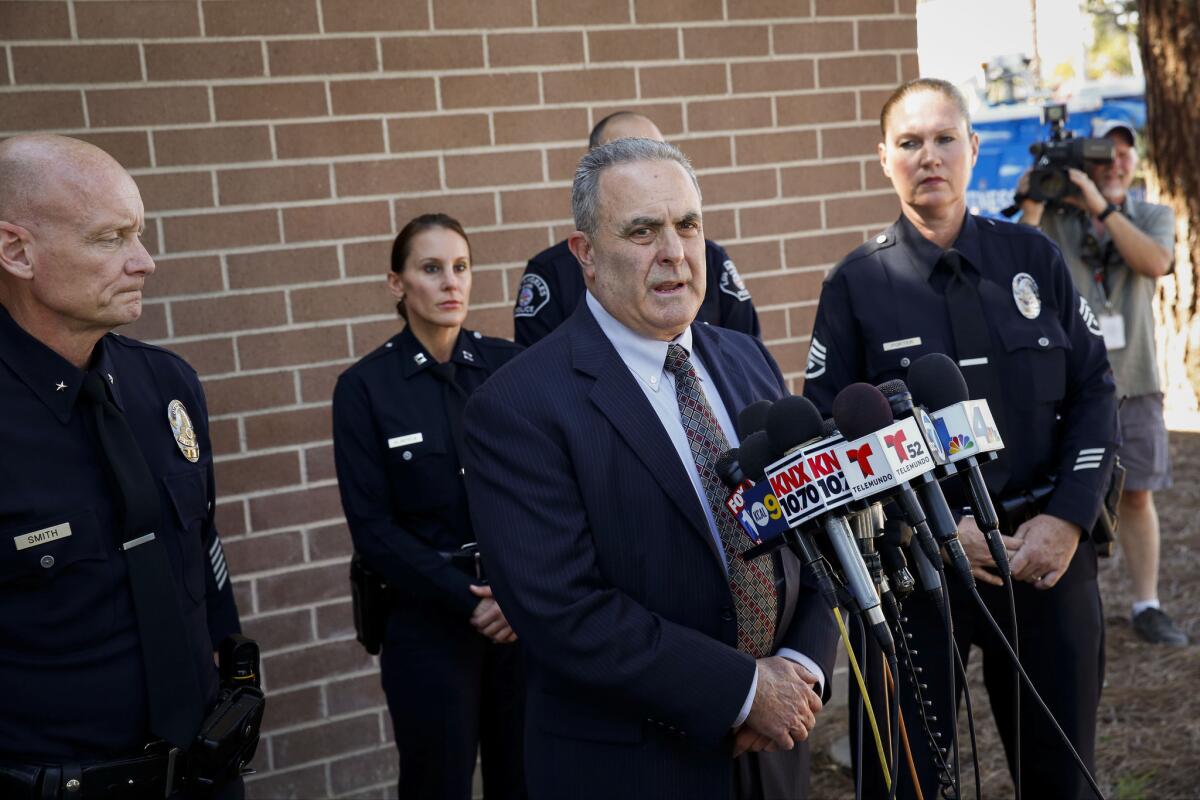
[737,399,773,438]
[908,354,1010,579]
[830,383,974,588]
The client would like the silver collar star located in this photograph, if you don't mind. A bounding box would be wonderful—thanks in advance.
[55,381,67,392]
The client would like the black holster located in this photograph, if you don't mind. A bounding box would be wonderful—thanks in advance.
[997,457,1125,557]
[188,635,265,791]
[350,552,389,655]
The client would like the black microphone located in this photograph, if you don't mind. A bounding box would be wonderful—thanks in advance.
[908,353,1010,579]
[715,447,746,490]
[765,395,823,460]
[737,399,773,438]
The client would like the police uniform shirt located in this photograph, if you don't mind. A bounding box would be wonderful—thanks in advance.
[512,238,761,347]
[0,305,240,760]
[802,213,1118,534]
[332,326,522,618]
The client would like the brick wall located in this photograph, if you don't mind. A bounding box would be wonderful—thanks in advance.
[0,1,917,797]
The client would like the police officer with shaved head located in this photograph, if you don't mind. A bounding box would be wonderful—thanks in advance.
[0,134,254,799]
[513,112,760,346]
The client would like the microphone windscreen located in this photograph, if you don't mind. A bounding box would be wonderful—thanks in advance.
[832,383,894,440]
[715,448,741,489]
[821,418,839,438]
[876,378,909,399]
[737,400,773,438]
[765,395,823,457]
[908,353,969,409]
[737,431,773,481]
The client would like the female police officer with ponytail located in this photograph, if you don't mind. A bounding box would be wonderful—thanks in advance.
[803,79,1118,799]
[333,214,526,800]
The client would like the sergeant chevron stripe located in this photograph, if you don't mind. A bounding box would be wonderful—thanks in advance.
[805,337,827,379]
[1073,447,1105,471]
[209,538,228,590]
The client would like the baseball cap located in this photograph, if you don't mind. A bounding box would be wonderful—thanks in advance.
[1092,118,1137,146]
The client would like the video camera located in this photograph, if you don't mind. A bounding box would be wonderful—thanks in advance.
[1024,103,1113,203]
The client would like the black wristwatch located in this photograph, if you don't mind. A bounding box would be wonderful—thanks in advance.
[1097,202,1119,222]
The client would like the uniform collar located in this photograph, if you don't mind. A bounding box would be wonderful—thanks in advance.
[397,326,488,378]
[0,304,126,423]
[895,211,985,282]
[585,290,696,393]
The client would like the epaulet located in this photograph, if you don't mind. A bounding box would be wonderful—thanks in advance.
[105,332,195,371]
[827,231,894,278]
[357,336,404,365]
[470,330,523,354]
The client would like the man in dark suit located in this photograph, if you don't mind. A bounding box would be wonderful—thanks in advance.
[463,138,838,800]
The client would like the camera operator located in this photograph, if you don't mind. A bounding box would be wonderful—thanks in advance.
[1018,120,1187,646]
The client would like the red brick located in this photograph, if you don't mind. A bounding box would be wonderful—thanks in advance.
[537,0,629,25]
[742,270,826,307]
[380,35,484,72]
[268,38,379,77]
[305,444,337,483]
[494,107,589,145]
[702,208,736,241]
[468,227,549,268]
[308,521,353,561]
[444,150,541,189]
[546,146,584,182]
[218,165,330,207]
[588,28,679,63]
[229,246,339,291]
[216,451,302,495]
[701,168,777,206]
[728,0,811,17]
[140,224,161,257]
[465,267,506,305]
[322,0,429,31]
[257,562,349,615]
[676,135,732,170]
[393,193,497,231]
[245,406,334,450]
[820,123,881,158]
[291,279,393,323]
[335,157,440,197]
[133,172,214,213]
[74,132,150,168]
[735,130,818,165]
[687,98,772,132]
[244,764,326,800]
[283,201,392,243]
[276,120,385,159]
[299,363,347,403]
[343,239,396,278]
[173,290,288,336]
[730,58,815,93]
[315,599,355,640]
[440,73,538,110]
[274,712,382,768]
[818,55,898,88]
[432,0,531,29]
[815,0,894,14]
[206,372,297,416]
[330,747,400,796]
[771,338,813,375]
[12,44,141,85]
[634,0,721,22]
[154,126,273,167]
[723,240,782,275]
[739,200,822,237]
[464,305,514,340]
[859,18,917,50]
[782,161,862,197]
[0,2,70,40]
[784,230,867,267]
[350,319,403,356]
[774,21,855,54]
[825,192,898,228]
[213,82,327,122]
[143,254,223,298]
[239,325,350,370]
[776,91,858,126]
[87,87,210,128]
[489,31,583,67]
[757,308,787,340]
[163,209,279,254]
[640,64,727,99]
[215,500,247,536]
[592,102,685,135]
[900,53,919,81]
[255,679,323,730]
[543,68,636,104]
[683,25,769,58]
[326,673,387,716]
[501,186,572,225]
[387,113,490,153]
[249,484,343,533]
[168,337,236,377]
[865,162,892,190]
[330,77,436,115]
[76,1,200,38]
[208,418,240,457]
[145,42,264,81]
[202,0,319,36]
[0,91,82,133]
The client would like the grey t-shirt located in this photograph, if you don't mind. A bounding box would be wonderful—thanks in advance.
[1040,195,1175,398]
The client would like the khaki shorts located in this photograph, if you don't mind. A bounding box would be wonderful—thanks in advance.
[1118,392,1172,491]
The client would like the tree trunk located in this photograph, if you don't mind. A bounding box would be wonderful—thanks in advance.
[1136,0,1200,417]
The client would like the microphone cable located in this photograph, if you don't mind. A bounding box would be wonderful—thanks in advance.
[884,594,948,800]
[953,638,982,800]
[1004,568,1022,800]
[835,606,891,797]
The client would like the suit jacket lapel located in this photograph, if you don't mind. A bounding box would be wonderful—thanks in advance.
[691,323,755,432]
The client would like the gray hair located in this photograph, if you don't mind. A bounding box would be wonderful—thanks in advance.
[571,138,701,236]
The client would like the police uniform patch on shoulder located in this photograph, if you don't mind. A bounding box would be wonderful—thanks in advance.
[1012,272,1041,319]
[718,259,751,301]
[1078,296,1103,337]
[514,273,550,318]
[167,400,200,463]
[805,336,827,379]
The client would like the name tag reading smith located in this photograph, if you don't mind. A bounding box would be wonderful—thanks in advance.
[15,522,72,551]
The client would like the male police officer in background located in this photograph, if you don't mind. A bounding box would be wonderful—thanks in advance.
[0,134,243,798]
[513,111,761,346]
[1018,120,1187,645]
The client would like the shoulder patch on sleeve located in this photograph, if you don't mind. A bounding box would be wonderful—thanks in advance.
[718,259,752,302]
[1078,296,1103,338]
[805,336,827,379]
[514,273,551,318]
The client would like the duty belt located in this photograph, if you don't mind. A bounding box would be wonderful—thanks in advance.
[0,743,196,800]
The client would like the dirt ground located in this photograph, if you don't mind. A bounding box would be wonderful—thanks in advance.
[808,430,1200,800]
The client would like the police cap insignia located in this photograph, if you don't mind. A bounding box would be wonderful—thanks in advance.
[514,273,550,318]
[167,400,200,463]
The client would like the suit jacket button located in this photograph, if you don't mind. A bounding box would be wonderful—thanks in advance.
[720,605,734,621]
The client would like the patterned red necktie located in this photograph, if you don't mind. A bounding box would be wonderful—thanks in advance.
[665,343,777,657]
